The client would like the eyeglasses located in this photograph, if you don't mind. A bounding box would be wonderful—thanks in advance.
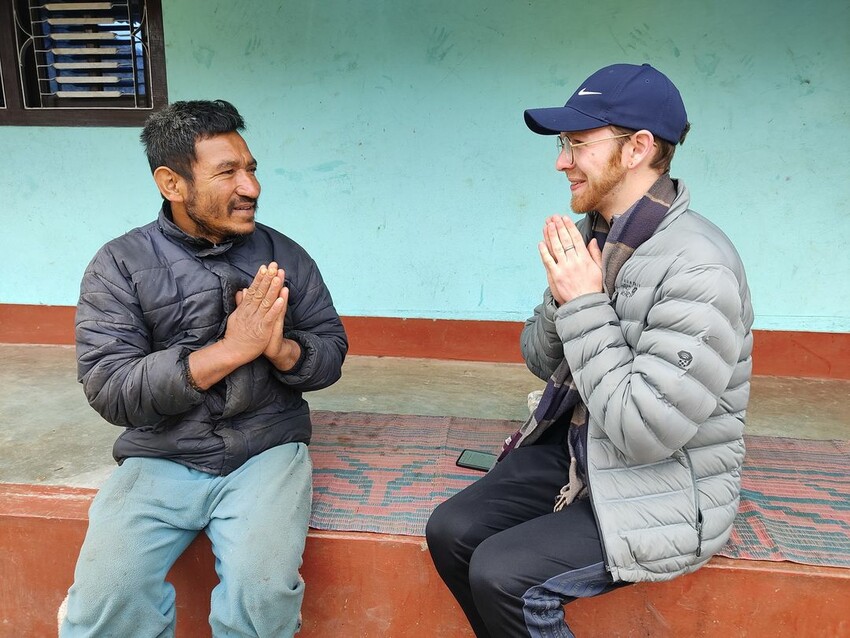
[556,133,632,164]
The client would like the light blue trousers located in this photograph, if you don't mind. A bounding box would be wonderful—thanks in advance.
[60,442,312,638]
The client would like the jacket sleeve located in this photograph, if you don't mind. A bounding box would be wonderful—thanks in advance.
[75,250,205,429]
[555,263,746,464]
[273,255,348,391]
[520,288,565,381]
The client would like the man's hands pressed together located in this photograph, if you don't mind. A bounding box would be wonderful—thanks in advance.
[187,262,303,391]
[538,215,603,306]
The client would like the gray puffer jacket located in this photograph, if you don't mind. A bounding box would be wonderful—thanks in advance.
[75,204,348,475]
[521,179,753,582]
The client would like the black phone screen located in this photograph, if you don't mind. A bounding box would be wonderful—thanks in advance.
[456,449,497,472]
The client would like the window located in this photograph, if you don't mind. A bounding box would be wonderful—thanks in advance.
[0,0,167,126]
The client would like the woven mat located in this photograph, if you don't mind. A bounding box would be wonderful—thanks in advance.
[308,411,850,569]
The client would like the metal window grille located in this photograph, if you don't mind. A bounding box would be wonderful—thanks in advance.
[13,0,154,109]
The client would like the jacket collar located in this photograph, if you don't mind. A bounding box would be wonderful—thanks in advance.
[655,178,690,232]
[581,177,690,244]
[156,201,249,257]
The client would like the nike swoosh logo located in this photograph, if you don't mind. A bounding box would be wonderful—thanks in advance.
[578,88,601,96]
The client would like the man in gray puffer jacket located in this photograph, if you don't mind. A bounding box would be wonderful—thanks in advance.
[61,100,347,637]
[427,64,753,637]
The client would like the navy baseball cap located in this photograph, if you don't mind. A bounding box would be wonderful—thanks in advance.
[524,63,688,145]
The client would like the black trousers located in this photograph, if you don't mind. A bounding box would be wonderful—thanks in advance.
[426,444,624,638]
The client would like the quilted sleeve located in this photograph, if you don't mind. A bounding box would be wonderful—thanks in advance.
[75,248,204,429]
[272,253,348,391]
[555,263,747,464]
[520,288,565,381]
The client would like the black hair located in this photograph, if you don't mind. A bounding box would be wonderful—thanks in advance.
[139,99,245,182]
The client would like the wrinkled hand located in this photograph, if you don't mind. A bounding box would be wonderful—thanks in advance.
[539,216,603,305]
[234,262,302,371]
[225,262,287,364]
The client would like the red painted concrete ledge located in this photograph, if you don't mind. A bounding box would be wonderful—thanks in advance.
[2,483,849,637]
[2,303,849,379]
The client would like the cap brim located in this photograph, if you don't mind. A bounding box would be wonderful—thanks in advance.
[524,106,609,135]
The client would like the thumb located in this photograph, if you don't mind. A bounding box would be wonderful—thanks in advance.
[588,238,603,267]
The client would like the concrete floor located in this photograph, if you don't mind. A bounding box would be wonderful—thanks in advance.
[1,343,848,489]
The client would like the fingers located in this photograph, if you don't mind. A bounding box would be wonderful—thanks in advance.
[542,216,559,257]
[538,241,557,269]
[551,218,574,256]
[544,216,585,263]
[559,215,585,251]
[543,220,570,263]
[271,282,289,322]
[587,238,603,267]
[253,263,277,300]
[267,285,287,337]
[539,216,603,305]
[243,263,285,312]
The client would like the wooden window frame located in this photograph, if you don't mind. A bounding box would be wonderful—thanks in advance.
[0,0,168,127]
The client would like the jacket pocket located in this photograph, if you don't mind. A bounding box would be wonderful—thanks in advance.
[680,448,703,557]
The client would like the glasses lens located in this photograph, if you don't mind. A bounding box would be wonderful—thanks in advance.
[557,136,572,163]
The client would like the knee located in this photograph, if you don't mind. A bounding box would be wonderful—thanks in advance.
[212,553,304,630]
[69,559,153,608]
[468,536,517,604]
[62,564,173,634]
[226,568,304,607]
[223,543,304,598]
[425,500,452,548]
[425,499,468,565]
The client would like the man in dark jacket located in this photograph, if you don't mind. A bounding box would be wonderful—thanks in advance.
[61,100,348,637]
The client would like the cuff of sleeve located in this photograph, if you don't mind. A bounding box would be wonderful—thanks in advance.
[180,348,205,394]
[543,288,560,320]
[281,333,309,373]
[554,291,610,320]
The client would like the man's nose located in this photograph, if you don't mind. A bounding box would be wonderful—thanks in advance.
[237,171,261,198]
[556,148,574,171]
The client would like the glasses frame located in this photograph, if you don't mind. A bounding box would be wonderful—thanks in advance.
[556,133,632,164]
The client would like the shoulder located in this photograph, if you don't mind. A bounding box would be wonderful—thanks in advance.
[622,206,750,315]
[647,179,745,270]
[657,209,746,275]
[86,220,160,272]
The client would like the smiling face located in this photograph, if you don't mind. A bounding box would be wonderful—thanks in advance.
[172,131,261,244]
[556,127,629,219]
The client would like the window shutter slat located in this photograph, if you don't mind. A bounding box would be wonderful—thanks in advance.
[53,61,120,69]
[43,3,114,10]
[56,89,123,98]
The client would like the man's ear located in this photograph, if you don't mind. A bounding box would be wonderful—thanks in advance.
[153,166,187,203]
[627,130,656,168]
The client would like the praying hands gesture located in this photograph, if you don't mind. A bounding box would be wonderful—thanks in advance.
[187,262,302,391]
[538,215,603,306]
[231,262,302,371]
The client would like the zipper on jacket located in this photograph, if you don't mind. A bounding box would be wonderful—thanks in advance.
[682,448,704,557]
[696,511,704,557]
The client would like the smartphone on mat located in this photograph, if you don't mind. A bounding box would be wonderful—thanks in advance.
[456,449,498,472]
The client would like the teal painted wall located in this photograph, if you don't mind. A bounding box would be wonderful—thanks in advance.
[2,0,848,331]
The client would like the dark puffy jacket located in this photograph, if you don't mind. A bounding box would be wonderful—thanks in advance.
[75,204,348,475]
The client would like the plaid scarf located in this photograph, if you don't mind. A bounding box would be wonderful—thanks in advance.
[498,175,677,511]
